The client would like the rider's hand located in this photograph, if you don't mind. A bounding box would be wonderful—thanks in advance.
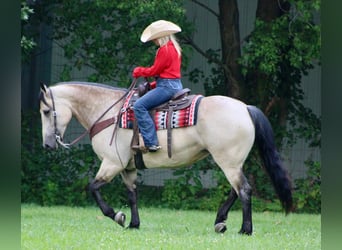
[132,67,143,78]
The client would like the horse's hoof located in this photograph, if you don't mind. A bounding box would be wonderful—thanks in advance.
[128,222,140,229]
[239,228,252,235]
[214,222,227,233]
[239,222,252,235]
[114,211,126,227]
[126,225,140,230]
[238,229,252,235]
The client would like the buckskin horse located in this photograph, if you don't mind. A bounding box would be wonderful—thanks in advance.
[38,81,293,235]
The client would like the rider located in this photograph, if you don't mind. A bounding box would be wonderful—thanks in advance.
[132,20,183,152]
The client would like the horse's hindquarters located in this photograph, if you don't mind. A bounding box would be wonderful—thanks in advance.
[195,96,255,166]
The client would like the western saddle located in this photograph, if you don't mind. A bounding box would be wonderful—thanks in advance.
[131,85,193,159]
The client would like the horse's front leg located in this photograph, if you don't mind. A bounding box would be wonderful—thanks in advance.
[89,179,126,227]
[121,169,140,229]
[88,160,126,227]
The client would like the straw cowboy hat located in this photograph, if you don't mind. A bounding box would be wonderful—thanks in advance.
[140,20,181,43]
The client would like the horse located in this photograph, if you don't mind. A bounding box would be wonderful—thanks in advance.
[38,81,293,235]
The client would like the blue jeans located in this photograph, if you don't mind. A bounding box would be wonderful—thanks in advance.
[133,78,183,147]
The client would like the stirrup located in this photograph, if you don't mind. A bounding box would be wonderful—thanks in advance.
[131,145,141,150]
[131,145,147,153]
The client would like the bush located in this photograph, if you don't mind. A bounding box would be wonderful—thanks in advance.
[293,160,321,213]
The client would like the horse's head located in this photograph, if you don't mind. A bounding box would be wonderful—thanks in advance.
[39,84,72,149]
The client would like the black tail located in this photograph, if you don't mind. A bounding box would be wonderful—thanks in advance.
[247,105,293,214]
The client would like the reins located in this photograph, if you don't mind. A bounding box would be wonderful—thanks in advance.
[49,79,138,148]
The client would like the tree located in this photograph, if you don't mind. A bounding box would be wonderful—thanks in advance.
[185,0,243,98]
[24,0,193,85]
[186,0,320,148]
[239,0,321,148]
[184,0,320,202]
[21,0,36,62]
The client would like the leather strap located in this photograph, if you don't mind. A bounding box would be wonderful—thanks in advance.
[167,106,174,158]
[89,117,116,140]
[130,116,140,148]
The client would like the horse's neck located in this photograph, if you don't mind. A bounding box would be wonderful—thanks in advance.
[55,85,124,129]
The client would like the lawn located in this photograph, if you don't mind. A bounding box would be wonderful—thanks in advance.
[21,204,320,250]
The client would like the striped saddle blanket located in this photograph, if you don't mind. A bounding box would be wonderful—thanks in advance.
[119,90,203,130]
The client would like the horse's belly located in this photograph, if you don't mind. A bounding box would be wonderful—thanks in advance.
[142,127,208,168]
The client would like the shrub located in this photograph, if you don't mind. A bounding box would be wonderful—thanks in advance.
[293,160,321,213]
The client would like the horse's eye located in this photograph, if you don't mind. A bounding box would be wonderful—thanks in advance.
[43,110,50,115]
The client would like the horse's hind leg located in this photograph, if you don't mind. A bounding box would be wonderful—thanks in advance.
[214,188,238,233]
[121,169,140,229]
[214,166,253,235]
[237,174,253,235]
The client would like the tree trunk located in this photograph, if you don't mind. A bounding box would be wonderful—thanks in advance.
[218,0,244,98]
[253,0,290,127]
[256,0,289,21]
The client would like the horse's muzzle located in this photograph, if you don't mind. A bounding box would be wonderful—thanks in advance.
[43,142,56,150]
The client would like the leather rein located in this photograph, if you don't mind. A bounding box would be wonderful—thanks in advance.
[48,79,137,148]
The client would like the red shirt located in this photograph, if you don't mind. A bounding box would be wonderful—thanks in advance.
[135,41,181,78]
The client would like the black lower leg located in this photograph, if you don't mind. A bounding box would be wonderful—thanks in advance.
[214,189,238,233]
[127,188,140,228]
[88,180,116,221]
[238,180,253,235]
[215,189,238,226]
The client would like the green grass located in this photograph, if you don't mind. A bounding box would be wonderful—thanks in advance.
[21,204,320,250]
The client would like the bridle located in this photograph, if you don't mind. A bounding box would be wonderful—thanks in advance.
[48,88,68,148]
[46,79,138,148]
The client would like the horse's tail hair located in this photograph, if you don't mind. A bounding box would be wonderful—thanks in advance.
[247,105,293,214]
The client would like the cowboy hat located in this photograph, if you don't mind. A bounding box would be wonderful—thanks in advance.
[140,20,181,43]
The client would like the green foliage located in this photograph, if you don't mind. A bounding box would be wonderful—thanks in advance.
[188,48,227,96]
[161,157,226,211]
[162,166,204,210]
[294,160,321,213]
[239,0,321,149]
[236,1,321,208]
[21,1,36,62]
[31,0,193,85]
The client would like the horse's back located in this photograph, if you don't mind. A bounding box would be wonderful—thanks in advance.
[197,95,254,130]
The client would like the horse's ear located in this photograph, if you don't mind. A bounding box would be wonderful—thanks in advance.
[40,82,47,93]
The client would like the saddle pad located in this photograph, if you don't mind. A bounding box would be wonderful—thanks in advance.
[119,93,203,130]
